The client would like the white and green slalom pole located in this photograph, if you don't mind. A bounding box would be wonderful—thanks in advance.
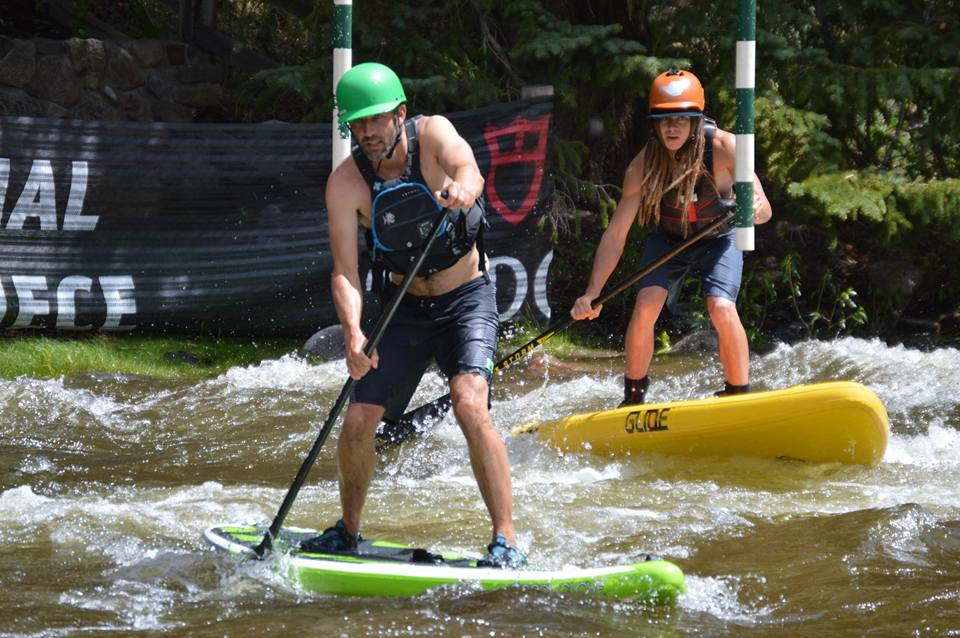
[332,0,352,169]
[735,0,755,251]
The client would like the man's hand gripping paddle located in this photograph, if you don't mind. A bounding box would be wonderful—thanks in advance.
[376,204,736,452]
[254,184,449,558]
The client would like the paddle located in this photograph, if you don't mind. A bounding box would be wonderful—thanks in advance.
[376,204,736,451]
[255,183,450,558]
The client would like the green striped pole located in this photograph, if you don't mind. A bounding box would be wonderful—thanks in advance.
[735,0,755,251]
[332,0,352,169]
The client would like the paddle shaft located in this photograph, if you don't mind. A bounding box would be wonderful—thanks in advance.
[381,209,736,447]
[255,202,451,558]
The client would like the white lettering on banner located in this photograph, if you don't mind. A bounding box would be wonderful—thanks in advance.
[1,159,98,231]
[488,256,527,322]
[362,251,553,323]
[12,275,50,327]
[8,161,57,230]
[100,276,136,330]
[0,158,8,215]
[63,161,98,231]
[2,274,137,330]
[534,250,553,320]
[56,275,93,330]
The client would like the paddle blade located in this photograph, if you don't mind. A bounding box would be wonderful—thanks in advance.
[375,395,453,451]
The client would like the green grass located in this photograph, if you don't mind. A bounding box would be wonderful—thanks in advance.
[0,322,621,381]
[0,334,301,380]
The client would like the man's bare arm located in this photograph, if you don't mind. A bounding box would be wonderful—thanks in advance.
[326,166,377,379]
[422,115,484,209]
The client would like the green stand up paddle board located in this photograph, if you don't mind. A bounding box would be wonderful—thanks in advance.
[204,525,685,601]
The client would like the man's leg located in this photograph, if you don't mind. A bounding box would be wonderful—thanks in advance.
[706,295,749,386]
[337,402,386,537]
[625,286,669,379]
[449,372,517,546]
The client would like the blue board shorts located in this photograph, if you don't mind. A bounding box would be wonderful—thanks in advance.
[637,227,743,301]
[352,276,499,421]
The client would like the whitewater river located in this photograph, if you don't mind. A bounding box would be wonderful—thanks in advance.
[1,337,958,637]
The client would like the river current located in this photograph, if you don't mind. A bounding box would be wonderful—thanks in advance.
[1,337,958,636]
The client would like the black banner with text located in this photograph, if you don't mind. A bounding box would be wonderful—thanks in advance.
[0,97,553,336]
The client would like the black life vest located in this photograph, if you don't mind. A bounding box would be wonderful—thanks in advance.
[658,118,731,238]
[353,116,486,277]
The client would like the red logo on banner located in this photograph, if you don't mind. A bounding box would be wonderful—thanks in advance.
[483,115,551,225]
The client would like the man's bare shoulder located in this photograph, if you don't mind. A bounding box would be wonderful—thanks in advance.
[326,157,370,217]
[417,114,460,144]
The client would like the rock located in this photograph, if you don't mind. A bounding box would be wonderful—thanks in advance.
[670,327,718,354]
[28,54,81,106]
[164,350,212,366]
[165,42,188,66]
[145,67,179,99]
[72,92,123,121]
[34,38,63,55]
[116,89,153,121]
[0,38,36,88]
[171,82,221,108]
[178,62,222,84]
[526,352,586,375]
[868,259,922,301]
[0,85,50,116]
[125,39,167,68]
[104,42,144,90]
[152,100,195,122]
[66,38,105,75]
[301,325,346,361]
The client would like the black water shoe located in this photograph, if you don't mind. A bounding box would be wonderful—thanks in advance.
[618,375,649,407]
[715,382,750,397]
[298,519,361,554]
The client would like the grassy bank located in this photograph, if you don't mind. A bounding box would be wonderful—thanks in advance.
[0,322,615,381]
[0,334,301,380]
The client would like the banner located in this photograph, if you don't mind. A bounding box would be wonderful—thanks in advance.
[0,97,553,336]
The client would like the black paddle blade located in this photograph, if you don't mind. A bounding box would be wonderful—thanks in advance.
[375,394,452,451]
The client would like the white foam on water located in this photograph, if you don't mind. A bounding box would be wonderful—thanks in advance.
[515,460,624,488]
[680,573,778,624]
[18,455,57,474]
[0,482,267,549]
[0,376,149,441]
[758,337,960,414]
[219,353,347,392]
[886,421,960,467]
[1,481,287,635]
[860,505,940,565]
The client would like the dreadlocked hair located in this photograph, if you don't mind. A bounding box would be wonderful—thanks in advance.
[636,118,708,238]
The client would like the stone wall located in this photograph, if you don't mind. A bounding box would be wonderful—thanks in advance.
[0,36,223,122]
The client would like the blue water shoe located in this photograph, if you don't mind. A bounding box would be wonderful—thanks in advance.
[477,535,527,569]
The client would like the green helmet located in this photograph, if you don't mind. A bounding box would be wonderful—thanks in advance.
[336,63,406,138]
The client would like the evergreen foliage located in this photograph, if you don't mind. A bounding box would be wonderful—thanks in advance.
[53,0,960,342]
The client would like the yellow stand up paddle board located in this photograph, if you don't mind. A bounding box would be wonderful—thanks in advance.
[512,381,889,465]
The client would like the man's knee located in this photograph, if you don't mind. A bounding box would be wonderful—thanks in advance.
[343,403,386,437]
[450,373,490,422]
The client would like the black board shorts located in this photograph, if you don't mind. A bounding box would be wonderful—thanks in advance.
[352,276,499,421]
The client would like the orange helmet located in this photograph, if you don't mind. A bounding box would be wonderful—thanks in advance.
[648,68,705,118]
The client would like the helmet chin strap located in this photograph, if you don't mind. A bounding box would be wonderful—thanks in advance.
[384,111,403,160]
